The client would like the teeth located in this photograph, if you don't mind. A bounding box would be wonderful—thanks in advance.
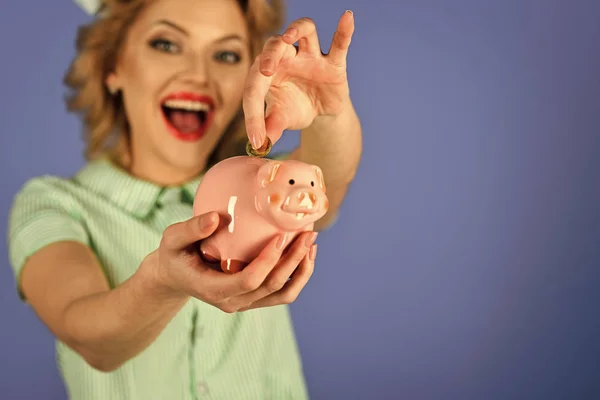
[295,213,305,219]
[163,99,211,112]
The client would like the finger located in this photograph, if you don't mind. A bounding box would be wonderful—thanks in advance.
[161,212,219,252]
[190,234,288,307]
[243,54,272,150]
[240,244,317,311]
[231,232,316,309]
[228,233,289,294]
[282,17,321,56]
[259,35,288,76]
[328,10,354,66]
[263,103,288,144]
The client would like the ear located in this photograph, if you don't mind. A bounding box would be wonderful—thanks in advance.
[257,161,281,187]
[314,166,326,193]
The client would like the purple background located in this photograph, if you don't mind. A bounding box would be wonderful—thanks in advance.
[2,0,600,399]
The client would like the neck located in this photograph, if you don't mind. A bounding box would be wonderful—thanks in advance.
[116,154,206,187]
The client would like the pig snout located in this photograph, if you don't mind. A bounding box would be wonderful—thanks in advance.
[282,189,320,213]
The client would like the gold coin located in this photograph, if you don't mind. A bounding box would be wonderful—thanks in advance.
[246,136,273,158]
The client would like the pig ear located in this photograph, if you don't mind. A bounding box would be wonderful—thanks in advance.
[314,166,326,193]
[257,161,281,187]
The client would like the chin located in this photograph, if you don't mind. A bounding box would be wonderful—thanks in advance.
[161,147,211,172]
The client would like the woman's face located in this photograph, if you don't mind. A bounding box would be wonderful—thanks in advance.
[106,0,251,184]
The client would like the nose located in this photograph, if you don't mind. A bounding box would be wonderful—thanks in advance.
[297,191,317,208]
[181,54,210,87]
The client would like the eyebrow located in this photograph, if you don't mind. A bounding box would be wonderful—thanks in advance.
[153,20,188,35]
[152,20,245,43]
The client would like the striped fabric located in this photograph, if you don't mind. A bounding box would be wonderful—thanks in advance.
[7,156,309,400]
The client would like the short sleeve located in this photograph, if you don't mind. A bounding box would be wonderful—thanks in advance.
[268,151,339,231]
[7,177,89,300]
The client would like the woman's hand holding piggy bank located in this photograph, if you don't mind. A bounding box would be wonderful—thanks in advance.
[147,156,326,314]
[193,156,329,274]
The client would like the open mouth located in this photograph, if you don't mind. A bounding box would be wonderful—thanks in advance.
[160,94,214,141]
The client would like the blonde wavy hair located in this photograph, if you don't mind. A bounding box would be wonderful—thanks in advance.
[64,0,285,168]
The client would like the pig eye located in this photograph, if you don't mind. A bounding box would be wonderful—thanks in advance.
[311,181,314,186]
[289,179,295,185]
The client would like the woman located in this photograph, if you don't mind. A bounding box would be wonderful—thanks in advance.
[7,0,362,398]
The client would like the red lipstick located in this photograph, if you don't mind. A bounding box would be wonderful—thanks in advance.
[160,92,215,142]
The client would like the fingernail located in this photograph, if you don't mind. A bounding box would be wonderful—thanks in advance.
[345,9,353,14]
[283,27,296,39]
[263,58,274,73]
[276,234,287,250]
[305,232,318,247]
[251,133,262,150]
[200,213,215,229]
[309,244,318,260]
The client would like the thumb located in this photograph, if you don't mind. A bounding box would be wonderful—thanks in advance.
[161,212,220,252]
[264,105,288,144]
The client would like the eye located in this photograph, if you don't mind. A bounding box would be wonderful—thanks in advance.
[311,181,314,186]
[289,179,295,185]
[214,51,241,64]
[149,38,180,54]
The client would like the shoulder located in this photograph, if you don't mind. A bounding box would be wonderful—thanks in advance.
[9,159,107,209]
[10,173,87,219]
[13,174,80,199]
[8,166,92,239]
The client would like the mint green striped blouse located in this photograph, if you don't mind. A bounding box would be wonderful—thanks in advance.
[7,156,310,400]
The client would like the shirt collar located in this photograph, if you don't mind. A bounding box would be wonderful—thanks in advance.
[74,157,203,218]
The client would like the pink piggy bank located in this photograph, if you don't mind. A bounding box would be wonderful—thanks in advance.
[193,156,329,273]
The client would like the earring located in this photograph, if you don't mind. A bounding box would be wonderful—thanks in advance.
[107,82,120,95]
